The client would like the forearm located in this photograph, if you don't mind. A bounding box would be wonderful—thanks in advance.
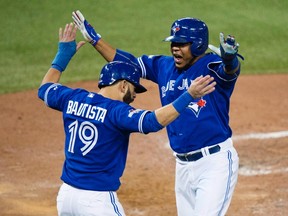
[155,91,193,126]
[142,92,192,133]
[41,68,62,85]
[40,24,77,86]
[154,104,179,126]
[40,41,74,86]
[93,39,116,62]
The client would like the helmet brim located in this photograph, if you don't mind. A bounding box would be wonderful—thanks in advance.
[163,36,190,43]
[134,83,147,93]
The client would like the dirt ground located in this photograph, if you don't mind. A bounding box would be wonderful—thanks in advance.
[1,74,288,216]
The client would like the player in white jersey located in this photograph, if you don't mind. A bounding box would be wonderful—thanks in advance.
[38,23,215,216]
[72,10,244,216]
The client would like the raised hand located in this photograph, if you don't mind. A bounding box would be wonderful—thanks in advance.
[208,32,244,62]
[220,33,241,62]
[72,10,101,46]
[51,23,85,72]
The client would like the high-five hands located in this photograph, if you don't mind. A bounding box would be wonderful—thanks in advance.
[51,23,85,73]
[72,10,102,46]
[188,75,216,99]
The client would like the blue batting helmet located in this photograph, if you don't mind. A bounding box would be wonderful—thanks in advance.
[98,61,147,93]
[164,17,209,56]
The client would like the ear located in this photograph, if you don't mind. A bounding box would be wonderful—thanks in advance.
[119,80,128,93]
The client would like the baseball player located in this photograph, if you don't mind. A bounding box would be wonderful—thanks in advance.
[38,23,216,216]
[72,11,245,216]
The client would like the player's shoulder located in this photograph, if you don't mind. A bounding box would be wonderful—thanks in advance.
[91,94,132,111]
[197,52,222,67]
[142,54,172,62]
[103,98,141,115]
[204,52,222,61]
[154,55,174,68]
[69,88,91,98]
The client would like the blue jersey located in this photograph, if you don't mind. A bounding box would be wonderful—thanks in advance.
[38,83,163,191]
[114,50,240,153]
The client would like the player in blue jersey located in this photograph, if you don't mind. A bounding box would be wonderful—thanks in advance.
[72,10,245,216]
[38,23,215,216]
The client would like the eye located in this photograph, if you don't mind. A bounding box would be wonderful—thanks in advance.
[171,42,191,48]
[127,81,136,92]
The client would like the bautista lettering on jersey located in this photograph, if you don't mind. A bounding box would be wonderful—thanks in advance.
[66,100,107,122]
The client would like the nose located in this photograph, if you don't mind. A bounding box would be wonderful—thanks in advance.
[171,46,178,54]
[171,42,191,49]
[171,43,180,50]
[172,47,180,52]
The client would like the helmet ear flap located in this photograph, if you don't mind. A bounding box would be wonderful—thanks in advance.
[190,41,207,56]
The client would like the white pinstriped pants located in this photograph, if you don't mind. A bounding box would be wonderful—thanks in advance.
[57,183,125,216]
[174,138,239,216]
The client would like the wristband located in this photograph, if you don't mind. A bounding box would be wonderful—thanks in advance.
[51,41,76,72]
[172,91,194,113]
[90,35,101,46]
[222,56,239,72]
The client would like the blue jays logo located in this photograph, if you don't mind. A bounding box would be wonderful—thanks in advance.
[52,84,61,90]
[128,109,142,117]
[172,25,180,35]
[88,93,95,98]
[187,98,206,117]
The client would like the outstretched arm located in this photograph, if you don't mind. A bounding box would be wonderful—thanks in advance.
[72,10,116,62]
[94,39,117,62]
[40,23,85,86]
[154,75,216,127]
[140,75,216,133]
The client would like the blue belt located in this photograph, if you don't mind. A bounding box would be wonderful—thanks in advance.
[176,145,221,162]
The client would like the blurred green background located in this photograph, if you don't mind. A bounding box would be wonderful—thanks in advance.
[0,0,287,94]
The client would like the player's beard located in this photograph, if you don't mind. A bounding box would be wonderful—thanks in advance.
[123,88,134,104]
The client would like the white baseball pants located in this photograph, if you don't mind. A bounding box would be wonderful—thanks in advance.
[57,183,125,216]
[175,138,239,216]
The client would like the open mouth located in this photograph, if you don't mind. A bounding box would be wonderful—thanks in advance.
[173,54,183,64]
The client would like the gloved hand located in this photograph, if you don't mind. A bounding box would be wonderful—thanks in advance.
[208,32,244,63]
[72,10,101,46]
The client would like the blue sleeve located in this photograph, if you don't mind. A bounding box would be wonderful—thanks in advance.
[206,53,240,88]
[114,49,164,83]
[38,83,74,111]
[113,49,138,65]
[141,111,164,133]
[110,102,163,134]
[137,55,164,82]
